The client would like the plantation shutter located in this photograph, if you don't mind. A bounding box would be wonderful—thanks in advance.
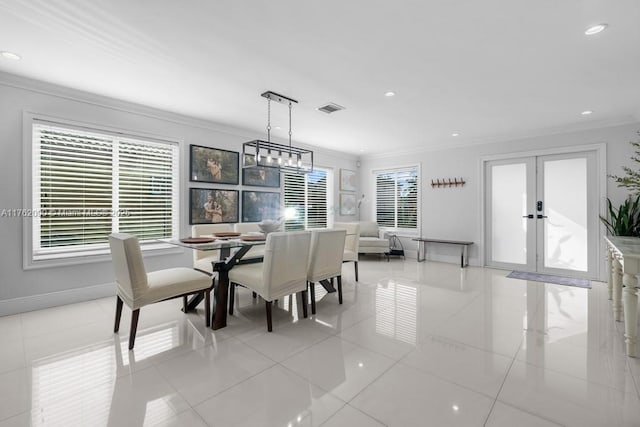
[306,169,328,229]
[117,138,177,240]
[374,167,419,231]
[32,122,178,260]
[396,169,418,229]
[35,125,114,255]
[284,168,328,230]
[376,172,395,227]
[284,173,305,231]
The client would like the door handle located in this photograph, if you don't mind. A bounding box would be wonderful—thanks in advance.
[522,214,534,219]
[537,214,548,219]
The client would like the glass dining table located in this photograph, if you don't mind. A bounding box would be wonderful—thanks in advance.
[160,237,267,330]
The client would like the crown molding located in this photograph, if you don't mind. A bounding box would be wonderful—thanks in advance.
[0,71,356,161]
[363,117,640,160]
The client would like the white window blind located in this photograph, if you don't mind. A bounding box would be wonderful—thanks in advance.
[32,122,179,261]
[374,167,419,231]
[283,168,328,231]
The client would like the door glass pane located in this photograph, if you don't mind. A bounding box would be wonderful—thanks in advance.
[543,158,587,271]
[491,163,527,264]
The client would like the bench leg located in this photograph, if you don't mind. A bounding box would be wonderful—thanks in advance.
[417,241,426,262]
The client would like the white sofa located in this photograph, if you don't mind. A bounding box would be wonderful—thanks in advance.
[358,221,390,259]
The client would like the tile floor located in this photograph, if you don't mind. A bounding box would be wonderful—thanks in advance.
[1,259,639,426]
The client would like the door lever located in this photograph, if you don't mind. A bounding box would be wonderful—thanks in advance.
[522,214,534,219]
[537,214,548,219]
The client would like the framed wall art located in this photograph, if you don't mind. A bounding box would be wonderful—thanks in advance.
[340,193,357,215]
[340,168,357,192]
[189,188,239,224]
[242,155,281,187]
[190,144,239,184]
[241,191,281,222]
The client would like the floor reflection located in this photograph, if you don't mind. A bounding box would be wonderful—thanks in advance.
[29,319,207,426]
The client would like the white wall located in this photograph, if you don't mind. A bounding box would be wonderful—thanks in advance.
[0,73,358,315]
[360,122,640,274]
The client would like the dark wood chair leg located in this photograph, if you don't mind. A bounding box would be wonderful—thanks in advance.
[183,295,188,312]
[309,282,316,314]
[114,296,124,333]
[252,291,257,299]
[354,261,359,282]
[229,283,235,315]
[129,309,140,350]
[265,301,273,332]
[337,276,343,304]
[204,290,211,327]
[300,290,308,318]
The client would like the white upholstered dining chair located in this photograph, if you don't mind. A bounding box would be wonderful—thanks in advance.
[191,223,233,274]
[307,229,347,314]
[333,222,360,281]
[228,231,311,331]
[109,233,212,349]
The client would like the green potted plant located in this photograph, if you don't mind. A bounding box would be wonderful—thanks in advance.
[600,194,640,236]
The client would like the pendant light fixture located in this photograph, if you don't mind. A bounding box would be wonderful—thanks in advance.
[242,91,313,174]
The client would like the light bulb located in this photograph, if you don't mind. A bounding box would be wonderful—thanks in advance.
[267,153,272,163]
[288,155,293,166]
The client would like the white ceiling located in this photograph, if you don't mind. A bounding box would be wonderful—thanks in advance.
[1,0,639,155]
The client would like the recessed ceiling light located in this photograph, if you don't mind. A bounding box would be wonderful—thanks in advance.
[1,51,21,60]
[581,110,593,115]
[451,132,460,137]
[274,126,281,130]
[384,91,395,97]
[585,24,607,35]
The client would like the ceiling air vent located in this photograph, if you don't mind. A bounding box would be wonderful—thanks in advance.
[317,103,345,114]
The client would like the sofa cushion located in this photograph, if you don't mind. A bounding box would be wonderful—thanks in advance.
[359,237,389,248]
[359,221,380,237]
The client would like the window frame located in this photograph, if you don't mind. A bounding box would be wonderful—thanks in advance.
[372,164,421,235]
[22,113,182,269]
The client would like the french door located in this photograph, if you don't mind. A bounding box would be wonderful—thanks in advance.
[485,151,598,278]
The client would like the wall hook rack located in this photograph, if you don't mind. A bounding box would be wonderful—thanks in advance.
[431,177,466,188]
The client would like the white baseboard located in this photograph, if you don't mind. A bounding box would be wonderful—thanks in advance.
[0,283,115,316]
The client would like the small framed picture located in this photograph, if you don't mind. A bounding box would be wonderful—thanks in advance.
[340,193,357,215]
[190,188,239,224]
[242,191,281,222]
[190,144,239,184]
[242,155,281,187]
[340,169,357,192]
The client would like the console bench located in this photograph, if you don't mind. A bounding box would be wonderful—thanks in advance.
[412,238,473,268]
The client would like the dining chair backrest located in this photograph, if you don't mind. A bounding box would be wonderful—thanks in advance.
[308,229,346,282]
[109,233,149,302]
[261,231,311,301]
[234,222,261,234]
[333,222,360,254]
[191,224,233,262]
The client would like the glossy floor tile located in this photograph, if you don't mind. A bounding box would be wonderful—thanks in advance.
[0,260,639,426]
[484,402,562,427]
[195,365,344,427]
[350,363,495,427]
[401,334,513,398]
[320,404,385,427]
[499,360,640,427]
[281,336,396,402]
